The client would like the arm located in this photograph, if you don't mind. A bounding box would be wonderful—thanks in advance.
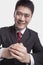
[0,28,14,60]
[32,33,43,65]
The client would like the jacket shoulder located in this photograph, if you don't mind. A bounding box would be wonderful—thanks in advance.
[0,25,14,34]
[27,28,38,36]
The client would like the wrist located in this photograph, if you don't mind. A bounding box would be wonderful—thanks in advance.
[26,53,31,63]
[1,48,9,58]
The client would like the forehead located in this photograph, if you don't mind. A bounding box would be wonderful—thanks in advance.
[15,6,32,14]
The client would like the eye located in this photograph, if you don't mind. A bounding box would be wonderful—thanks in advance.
[25,14,30,18]
[16,11,22,16]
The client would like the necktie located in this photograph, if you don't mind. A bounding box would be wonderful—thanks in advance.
[17,32,22,43]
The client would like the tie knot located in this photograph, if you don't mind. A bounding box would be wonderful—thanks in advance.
[17,32,22,38]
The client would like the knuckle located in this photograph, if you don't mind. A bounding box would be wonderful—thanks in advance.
[24,47,27,51]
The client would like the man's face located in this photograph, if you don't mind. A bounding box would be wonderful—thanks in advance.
[14,6,32,30]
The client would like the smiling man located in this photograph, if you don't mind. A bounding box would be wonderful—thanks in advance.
[0,0,43,65]
[14,6,32,30]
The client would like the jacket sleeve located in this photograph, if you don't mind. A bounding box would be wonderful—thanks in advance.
[0,28,2,45]
[32,33,43,65]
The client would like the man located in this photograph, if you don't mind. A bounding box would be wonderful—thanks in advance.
[0,0,43,65]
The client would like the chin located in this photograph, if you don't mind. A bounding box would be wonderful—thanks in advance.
[17,26,25,30]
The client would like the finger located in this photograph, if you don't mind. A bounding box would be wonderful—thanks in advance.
[9,43,19,49]
[10,51,23,61]
[9,48,24,57]
[9,46,27,54]
[9,43,27,54]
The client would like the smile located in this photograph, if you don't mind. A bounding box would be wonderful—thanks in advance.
[17,21,25,24]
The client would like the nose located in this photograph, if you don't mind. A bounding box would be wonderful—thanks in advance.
[21,15,25,21]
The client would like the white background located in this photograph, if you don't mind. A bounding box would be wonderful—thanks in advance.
[0,0,43,46]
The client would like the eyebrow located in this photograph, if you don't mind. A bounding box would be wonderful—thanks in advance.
[16,11,30,16]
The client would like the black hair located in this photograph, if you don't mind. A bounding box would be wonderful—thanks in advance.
[15,0,34,14]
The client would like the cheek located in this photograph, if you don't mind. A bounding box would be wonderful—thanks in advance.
[15,15,20,21]
[25,21,29,26]
[26,17,32,24]
[25,19,29,24]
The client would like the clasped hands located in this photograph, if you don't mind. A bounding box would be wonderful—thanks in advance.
[2,43,30,63]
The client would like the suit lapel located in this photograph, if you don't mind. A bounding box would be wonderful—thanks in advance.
[21,28,30,46]
[9,25,17,44]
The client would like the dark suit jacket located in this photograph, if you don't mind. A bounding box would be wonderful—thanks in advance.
[0,25,43,65]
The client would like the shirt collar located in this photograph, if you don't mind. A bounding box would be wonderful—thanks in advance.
[17,28,26,34]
